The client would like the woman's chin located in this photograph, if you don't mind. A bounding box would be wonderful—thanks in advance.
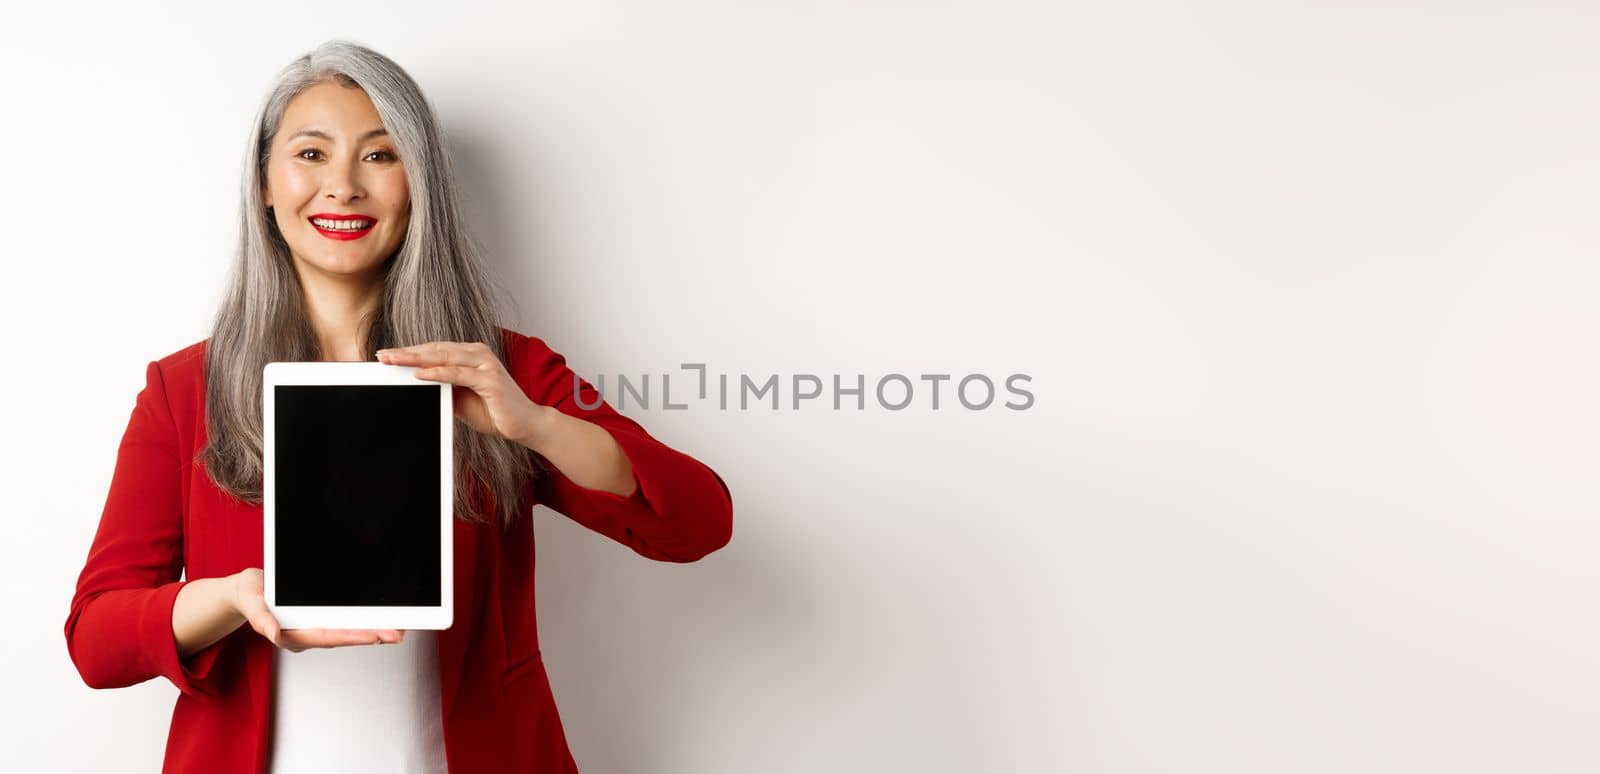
[293,253,389,281]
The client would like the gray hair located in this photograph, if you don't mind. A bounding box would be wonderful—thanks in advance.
[200,39,540,529]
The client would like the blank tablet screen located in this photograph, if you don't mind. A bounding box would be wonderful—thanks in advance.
[273,384,441,606]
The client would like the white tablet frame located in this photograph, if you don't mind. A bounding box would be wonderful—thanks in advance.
[262,361,454,630]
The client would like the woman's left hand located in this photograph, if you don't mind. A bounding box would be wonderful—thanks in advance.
[376,341,546,446]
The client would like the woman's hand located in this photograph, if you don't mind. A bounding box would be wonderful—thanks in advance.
[230,569,404,653]
[376,341,549,446]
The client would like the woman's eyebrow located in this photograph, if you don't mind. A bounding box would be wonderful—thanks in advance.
[286,127,389,142]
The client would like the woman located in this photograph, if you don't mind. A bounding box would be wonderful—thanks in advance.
[63,40,733,774]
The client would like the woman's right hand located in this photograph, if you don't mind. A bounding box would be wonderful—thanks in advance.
[230,568,404,652]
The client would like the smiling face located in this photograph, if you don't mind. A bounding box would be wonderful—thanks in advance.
[262,80,410,284]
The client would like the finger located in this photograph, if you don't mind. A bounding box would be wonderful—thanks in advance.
[378,341,492,368]
[257,615,281,646]
[236,593,281,645]
[311,629,380,646]
[344,629,403,643]
[282,629,401,649]
[276,629,315,651]
[280,629,370,650]
[326,629,402,644]
[412,364,495,391]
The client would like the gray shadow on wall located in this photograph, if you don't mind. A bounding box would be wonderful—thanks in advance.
[443,124,814,772]
[438,125,541,329]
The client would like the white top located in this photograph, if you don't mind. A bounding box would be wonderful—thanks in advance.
[268,630,448,774]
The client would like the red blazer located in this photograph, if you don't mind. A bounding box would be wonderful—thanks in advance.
[65,327,734,773]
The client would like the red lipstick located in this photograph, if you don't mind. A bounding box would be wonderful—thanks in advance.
[309,212,377,241]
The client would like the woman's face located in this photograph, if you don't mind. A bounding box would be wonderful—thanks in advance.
[262,81,410,283]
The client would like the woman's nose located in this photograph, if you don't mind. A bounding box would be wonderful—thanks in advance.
[323,158,365,201]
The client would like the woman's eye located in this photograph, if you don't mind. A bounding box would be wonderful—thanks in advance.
[292,148,394,162]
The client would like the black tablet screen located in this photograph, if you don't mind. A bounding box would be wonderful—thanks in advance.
[274,384,442,606]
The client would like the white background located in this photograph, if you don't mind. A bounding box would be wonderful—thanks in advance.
[3,2,1598,772]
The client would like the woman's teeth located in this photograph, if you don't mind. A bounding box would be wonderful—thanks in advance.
[311,218,375,231]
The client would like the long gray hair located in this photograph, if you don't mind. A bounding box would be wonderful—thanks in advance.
[200,39,540,529]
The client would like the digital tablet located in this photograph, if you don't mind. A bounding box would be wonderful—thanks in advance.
[263,361,453,630]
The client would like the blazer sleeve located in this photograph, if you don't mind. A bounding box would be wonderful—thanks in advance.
[64,360,225,697]
[518,335,734,563]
